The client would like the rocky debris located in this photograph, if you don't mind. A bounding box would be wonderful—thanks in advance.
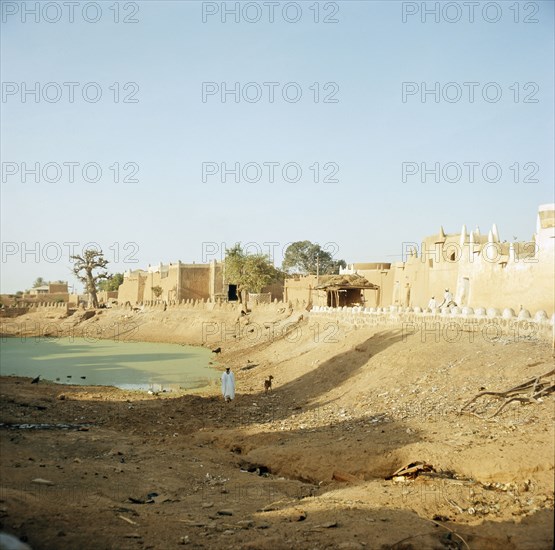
[236,520,254,529]
[332,471,359,483]
[31,478,54,485]
[394,475,554,519]
[319,521,338,528]
[204,473,229,486]
[285,509,307,522]
[0,423,90,431]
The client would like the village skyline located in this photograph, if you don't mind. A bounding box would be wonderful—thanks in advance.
[2,1,554,292]
[2,201,552,299]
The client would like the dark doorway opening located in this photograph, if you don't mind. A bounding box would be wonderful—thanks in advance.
[326,288,363,307]
[227,284,238,301]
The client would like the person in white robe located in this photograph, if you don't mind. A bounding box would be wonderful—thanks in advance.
[221,367,235,402]
[442,288,456,307]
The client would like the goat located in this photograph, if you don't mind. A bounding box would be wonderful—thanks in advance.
[264,375,274,393]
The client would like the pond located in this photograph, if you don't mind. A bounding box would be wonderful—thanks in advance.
[0,337,220,391]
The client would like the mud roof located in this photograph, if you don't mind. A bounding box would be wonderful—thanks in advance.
[315,274,378,290]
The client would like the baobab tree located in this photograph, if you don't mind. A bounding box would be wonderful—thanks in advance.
[71,249,109,309]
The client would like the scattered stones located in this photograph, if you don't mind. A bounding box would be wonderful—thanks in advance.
[31,478,54,485]
[286,509,307,522]
[179,520,207,528]
[237,520,254,529]
[320,521,338,528]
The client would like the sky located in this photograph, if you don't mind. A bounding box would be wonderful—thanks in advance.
[1,0,554,293]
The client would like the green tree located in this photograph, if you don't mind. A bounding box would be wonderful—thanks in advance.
[151,285,163,298]
[282,241,346,275]
[224,244,282,301]
[71,249,109,309]
[32,277,47,288]
[98,273,124,292]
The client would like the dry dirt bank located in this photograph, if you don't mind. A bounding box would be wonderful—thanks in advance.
[0,306,553,549]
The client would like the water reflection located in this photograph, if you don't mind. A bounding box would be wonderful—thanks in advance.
[0,337,220,391]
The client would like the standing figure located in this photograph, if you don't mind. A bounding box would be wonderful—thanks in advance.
[221,367,235,402]
[442,288,456,307]
[427,296,437,310]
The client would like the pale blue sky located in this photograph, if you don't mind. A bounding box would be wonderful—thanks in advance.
[1,0,553,293]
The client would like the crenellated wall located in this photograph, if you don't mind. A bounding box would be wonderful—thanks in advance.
[339,204,555,315]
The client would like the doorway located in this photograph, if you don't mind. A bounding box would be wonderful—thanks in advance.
[227,284,238,301]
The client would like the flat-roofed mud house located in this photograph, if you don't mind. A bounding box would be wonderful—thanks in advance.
[118,261,224,304]
[117,260,284,304]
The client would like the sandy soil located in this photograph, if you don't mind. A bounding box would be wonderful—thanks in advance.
[0,306,553,549]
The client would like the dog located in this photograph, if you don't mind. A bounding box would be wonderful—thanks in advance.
[264,375,274,393]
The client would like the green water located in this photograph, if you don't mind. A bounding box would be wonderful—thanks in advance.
[0,337,220,391]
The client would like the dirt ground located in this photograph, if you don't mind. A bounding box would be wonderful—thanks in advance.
[0,306,554,549]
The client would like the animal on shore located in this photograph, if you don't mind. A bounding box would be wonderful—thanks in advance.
[264,375,274,393]
[212,347,222,354]
[31,375,40,384]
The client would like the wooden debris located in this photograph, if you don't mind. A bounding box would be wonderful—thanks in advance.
[118,515,138,525]
[460,369,555,420]
[386,462,435,480]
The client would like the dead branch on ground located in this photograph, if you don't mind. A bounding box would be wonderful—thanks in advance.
[460,369,555,420]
